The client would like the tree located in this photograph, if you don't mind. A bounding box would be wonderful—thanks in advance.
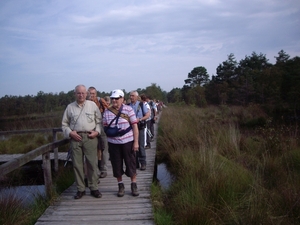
[234,52,272,105]
[215,53,238,83]
[184,66,209,88]
[144,83,166,102]
[275,50,290,64]
[167,88,182,103]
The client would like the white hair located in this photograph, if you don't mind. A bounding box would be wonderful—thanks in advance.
[130,90,139,96]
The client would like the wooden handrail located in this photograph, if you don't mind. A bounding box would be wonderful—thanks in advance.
[0,127,62,135]
[0,128,69,196]
[0,138,69,177]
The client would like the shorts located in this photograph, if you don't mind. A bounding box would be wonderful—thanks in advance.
[108,141,137,178]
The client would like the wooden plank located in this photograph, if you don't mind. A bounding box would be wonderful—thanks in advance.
[35,220,154,225]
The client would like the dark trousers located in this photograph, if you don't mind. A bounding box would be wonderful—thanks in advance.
[108,141,136,178]
[146,120,151,146]
[136,128,146,166]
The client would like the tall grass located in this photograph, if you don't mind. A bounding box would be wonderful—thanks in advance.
[0,163,74,225]
[0,113,73,224]
[154,105,300,224]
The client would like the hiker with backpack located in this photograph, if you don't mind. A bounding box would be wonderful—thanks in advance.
[129,90,150,171]
[146,96,157,141]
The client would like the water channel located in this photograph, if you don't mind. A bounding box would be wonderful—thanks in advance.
[0,162,173,206]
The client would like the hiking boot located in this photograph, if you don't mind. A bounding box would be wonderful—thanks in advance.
[131,183,139,197]
[90,190,102,198]
[140,164,146,171]
[117,183,125,197]
[74,191,85,199]
[99,172,107,178]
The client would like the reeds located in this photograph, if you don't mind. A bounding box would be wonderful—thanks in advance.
[153,105,300,224]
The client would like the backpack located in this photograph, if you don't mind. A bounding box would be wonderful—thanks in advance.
[149,101,156,119]
[136,101,146,130]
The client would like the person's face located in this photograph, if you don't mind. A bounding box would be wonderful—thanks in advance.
[88,89,97,101]
[111,96,123,109]
[75,86,87,104]
[130,93,137,103]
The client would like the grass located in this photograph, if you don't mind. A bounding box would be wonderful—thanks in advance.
[152,105,300,225]
[0,133,61,154]
[0,163,74,225]
[0,114,73,225]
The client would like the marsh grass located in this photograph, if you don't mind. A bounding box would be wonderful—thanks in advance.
[154,105,300,224]
[0,112,73,225]
[0,162,74,225]
[0,111,63,131]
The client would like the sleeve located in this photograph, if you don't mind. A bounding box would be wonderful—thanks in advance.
[94,106,102,134]
[61,106,72,139]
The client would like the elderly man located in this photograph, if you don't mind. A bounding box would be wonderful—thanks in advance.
[129,90,150,170]
[62,84,102,199]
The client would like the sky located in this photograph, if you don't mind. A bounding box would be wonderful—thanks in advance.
[0,0,299,98]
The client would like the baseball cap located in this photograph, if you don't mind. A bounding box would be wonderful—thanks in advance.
[110,89,124,98]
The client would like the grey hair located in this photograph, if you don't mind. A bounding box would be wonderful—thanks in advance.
[130,90,139,96]
[74,84,86,93]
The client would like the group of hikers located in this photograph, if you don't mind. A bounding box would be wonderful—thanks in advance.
[62,84,163,199]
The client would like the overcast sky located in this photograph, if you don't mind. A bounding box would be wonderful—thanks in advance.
[0,0,299,97]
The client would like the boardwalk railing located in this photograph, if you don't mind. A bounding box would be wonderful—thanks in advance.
[0,128,69,196]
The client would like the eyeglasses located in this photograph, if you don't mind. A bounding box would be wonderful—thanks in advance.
[111,97,120,100]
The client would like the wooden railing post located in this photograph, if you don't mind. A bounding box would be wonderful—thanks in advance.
[53,129,58,172]
[42,151,52,197]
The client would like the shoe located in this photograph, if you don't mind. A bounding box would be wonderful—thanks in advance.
[145,145,151,149]
[84,178,88,187]
[131,183,139,197]
[99,172,107,178]
[90,190,102,198]
[74,191,86,199]
[140,164,146,170]
[118,183,125,197]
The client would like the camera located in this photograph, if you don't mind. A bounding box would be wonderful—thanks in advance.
[138,120,146,130]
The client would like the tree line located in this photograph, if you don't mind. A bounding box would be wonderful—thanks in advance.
[0,84,167,117]
[167,50,300,121]
[0,50,299,121]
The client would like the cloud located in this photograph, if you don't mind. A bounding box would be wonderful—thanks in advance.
[0,0,299,97]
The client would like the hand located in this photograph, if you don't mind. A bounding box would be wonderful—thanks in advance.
[133,142,139,152]
[88,130,99,139]
[70,131,82,142]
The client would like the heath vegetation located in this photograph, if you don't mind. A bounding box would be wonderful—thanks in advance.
[153,105,300,225]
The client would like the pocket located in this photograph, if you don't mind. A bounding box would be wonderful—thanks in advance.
[70,112,79,125]
[85,112,94,123]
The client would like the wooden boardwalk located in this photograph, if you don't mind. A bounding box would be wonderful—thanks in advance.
[35,136,157,224]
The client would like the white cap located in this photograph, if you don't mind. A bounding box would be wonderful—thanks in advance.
[110,89,124,98]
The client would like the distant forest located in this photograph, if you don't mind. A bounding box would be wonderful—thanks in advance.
[1,50,299,121]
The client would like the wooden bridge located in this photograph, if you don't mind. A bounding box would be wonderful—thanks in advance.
[0,126,158,224]
[35,143,156,225]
